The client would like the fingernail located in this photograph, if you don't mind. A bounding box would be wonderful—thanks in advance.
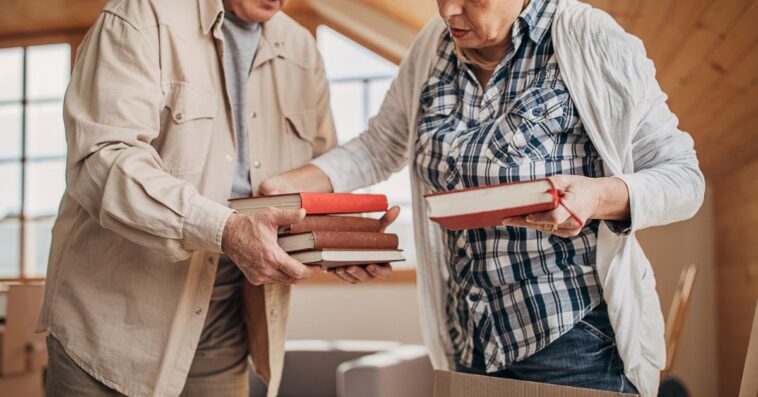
[526,216,536,223]
[367,265,376,271]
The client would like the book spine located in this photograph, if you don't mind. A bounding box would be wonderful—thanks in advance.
[299,192,388,214]
[288,216,383,234]
[311,232,399,250]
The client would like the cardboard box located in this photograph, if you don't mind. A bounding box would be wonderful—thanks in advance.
[434,370,637,397]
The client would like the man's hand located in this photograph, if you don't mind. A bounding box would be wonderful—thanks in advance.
[222,208,321,285]
[501,175,630,238]
[329,205,400,284]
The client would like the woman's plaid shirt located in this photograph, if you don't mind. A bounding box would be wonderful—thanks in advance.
[414,0,605,371]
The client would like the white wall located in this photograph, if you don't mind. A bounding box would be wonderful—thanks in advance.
[288,188,718,396]
[637,187,718,397]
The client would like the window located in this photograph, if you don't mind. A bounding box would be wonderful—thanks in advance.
[0,43,70,279]
[317,26,416,268]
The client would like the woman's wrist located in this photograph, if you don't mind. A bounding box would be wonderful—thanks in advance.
[592,177,631,221]
[282,164,334,193]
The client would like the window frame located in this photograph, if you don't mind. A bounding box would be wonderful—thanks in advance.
[0,32,84,282]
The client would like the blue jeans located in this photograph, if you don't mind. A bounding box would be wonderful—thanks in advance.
[456,302,639,394]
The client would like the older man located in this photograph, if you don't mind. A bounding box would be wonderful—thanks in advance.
[37,0,338,396]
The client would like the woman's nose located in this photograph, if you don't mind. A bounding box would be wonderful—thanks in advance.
[438,0,464,20]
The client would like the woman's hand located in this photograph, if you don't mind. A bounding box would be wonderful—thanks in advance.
[329,206,400,284]
[258,164,333,195]
[501,175,630,238]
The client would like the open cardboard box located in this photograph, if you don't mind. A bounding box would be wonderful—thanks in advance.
[434,370,637,397]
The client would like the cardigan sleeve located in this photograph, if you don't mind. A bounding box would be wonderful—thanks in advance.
[309,69,412,192]
[605,27,706,232]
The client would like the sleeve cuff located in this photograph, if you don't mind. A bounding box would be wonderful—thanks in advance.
[608,174,637,235]
[310,148,352,193]
[182,195,235,253]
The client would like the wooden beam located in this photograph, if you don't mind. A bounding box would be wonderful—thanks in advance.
[306,0,418,64]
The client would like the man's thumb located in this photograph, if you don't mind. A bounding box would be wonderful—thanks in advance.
[271,208,306,225]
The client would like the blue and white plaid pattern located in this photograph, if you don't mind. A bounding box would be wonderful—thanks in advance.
[414,0,605,371]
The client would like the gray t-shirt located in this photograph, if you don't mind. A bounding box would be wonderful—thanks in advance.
[222,10,262,198]
[189,11,262,376]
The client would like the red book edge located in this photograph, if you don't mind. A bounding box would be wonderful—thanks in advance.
[425,179,560,231]
[229,192,388,214]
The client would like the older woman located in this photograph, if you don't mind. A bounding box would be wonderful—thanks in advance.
[261,0,704,395]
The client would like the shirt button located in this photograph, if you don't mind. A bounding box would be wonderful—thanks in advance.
[194,307,203,316]
[225,154,233,162]
[270,309,278,317]
[531,108,544,117]
[175,112,184,121]
[512,132,528,149]
[253,160,261,169]
[250,112,257,118]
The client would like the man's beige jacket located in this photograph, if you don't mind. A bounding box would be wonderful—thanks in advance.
[37,0,336,396]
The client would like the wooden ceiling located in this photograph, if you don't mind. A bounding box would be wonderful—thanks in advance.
[1,0,755,177]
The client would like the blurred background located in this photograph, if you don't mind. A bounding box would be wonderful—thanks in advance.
[0,0,756,396]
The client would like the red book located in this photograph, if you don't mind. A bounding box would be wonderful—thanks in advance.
[229,192,388,215]
[424,179,559,231]
[278,231,398,252]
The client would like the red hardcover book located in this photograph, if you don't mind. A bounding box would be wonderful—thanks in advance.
[229,192,388,215]
[424,179,559,230]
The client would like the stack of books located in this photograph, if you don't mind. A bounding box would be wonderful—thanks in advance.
[230,192,405,268]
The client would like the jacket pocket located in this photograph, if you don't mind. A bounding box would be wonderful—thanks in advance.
[485,86,568,168]
[284,110,317,167]
[157,82,217,176]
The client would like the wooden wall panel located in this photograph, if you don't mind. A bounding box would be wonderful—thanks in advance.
[715,156,758,396]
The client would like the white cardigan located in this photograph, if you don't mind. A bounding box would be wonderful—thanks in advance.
[311,1,705,396]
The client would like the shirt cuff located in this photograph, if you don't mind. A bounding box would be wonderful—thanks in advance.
[182,195,235,253]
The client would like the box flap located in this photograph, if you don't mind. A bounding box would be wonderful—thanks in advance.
[434,370,637,397]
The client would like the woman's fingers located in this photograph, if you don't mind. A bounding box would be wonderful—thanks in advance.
[366,263,393,279]
[379,206,401,232]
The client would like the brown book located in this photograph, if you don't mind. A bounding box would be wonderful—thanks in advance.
[286,215,383,234]
[278,231,398,253]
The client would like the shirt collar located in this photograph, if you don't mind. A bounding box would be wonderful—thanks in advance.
[515,0,554,45]
[199,0,224,35]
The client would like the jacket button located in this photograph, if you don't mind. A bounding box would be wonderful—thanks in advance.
[175,112,184,121]
[225,154,233,162]
[194,307,203,316]
[253,160,261,169]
